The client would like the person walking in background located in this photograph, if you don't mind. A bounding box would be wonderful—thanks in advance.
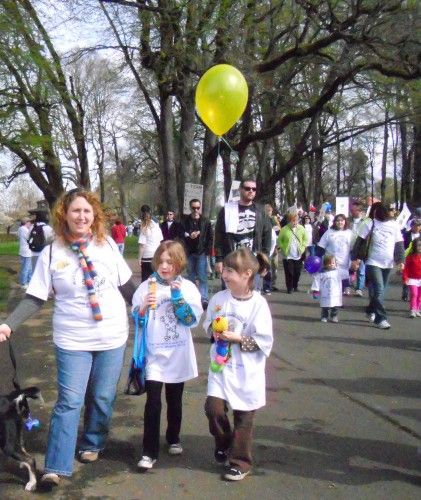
[132,240,202,471]
[182,199,213,309]
[111,217,127,255]
[214,179,272,292]
[28,209,54,268]
[277,212,308,294]
[138,205,163,281]
[402,219,421,301]
[302,214,315,257]
[317,214,353,295]
[17,217,33,290]
[348,201,367,296]
[402,236,421,318]
[160,209,184,241]
[0,189,137,488]
[203,248,273,481]
[351,202,405,330]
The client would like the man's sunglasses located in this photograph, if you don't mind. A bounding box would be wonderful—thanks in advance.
[191,206,201,210]
[242,186,256,192]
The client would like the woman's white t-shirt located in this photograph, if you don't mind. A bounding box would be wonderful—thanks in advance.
[304,223,313,246]
[132,277,202,383]
[358,219,403,268]
[203,290,273,411]
[138,221,163,259]
[27,237,132,350]
[318,228,353,280]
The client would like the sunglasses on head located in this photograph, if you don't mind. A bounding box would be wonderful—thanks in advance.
[242,186,256,192]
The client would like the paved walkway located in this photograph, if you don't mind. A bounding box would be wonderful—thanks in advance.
[0,256,420,499]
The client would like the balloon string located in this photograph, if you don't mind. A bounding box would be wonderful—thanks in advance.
[219,136,234,152]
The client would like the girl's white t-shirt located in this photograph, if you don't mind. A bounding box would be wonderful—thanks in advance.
[358,219,403,268]
[131,277,202,383]
[27,237,132,350]
[203,290,273,411]
[318,228,353,280]
[138,221,163,259]
[316,269,343,308]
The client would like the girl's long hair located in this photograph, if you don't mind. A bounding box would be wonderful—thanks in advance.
[408,236,421,255]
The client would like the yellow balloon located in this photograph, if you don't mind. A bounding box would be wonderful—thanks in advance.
[195,64,249,136]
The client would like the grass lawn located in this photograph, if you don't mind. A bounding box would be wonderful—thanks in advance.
[0,236,138,258]
[0,267,11,312]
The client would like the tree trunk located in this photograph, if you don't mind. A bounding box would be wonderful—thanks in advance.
[159,92,178,212]
[400,118,411,207]
[412,122,421,208]
[201,131,218,217]
[380,110,389,202]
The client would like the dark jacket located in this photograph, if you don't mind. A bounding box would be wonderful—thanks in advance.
[160,220,184,241]
[182,215,213,255]
[214,202,272,262]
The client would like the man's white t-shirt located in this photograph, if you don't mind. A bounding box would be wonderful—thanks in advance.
[138,221,163,259]
[18,225,32,258]
[318,228,353,280]
[27,237,132,350]
[358,219,403,268]
[131,277,202,383]
[203,290,273,411]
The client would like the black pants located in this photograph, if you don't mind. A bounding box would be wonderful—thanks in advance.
[142,380,184,459]
[321,307,338,319]
[141,260,153,281]
[282,258,302,292]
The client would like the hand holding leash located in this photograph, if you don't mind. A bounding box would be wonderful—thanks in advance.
[0,323,11,342]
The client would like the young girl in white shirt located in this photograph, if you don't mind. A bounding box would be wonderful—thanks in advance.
[132,240,203,470]
[203,248,273,481]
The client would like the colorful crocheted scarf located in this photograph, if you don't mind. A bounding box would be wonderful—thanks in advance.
[65,232,103,321]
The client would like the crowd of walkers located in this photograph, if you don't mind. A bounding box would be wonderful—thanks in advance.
[2,183,420,491]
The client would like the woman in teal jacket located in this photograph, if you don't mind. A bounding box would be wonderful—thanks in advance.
[277,213,308,293]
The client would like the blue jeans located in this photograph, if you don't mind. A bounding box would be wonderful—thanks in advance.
[19,256,32,285]
[187,253,208,301]
[365,265,391,324]
[117,243,125,255]
[45,344,126,476]
[356,260,366,290]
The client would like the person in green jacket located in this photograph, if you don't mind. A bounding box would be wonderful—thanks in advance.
[277,212,308,293]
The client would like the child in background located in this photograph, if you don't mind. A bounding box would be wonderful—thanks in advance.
[402,236,421,318]
[314,254,342,323]
[132,240,203,471]
[203,248,273,481]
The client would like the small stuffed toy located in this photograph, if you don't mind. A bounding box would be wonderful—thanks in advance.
[210,316,230,373]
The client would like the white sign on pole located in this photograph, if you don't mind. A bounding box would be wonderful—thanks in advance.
[396,203,411,230]
[228,180,241,202]
[335,197,349,218]
[183,183,203,215]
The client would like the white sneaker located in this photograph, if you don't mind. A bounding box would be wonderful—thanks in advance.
[409,311,417,318]
[343,287,352,296]
[330,316,339,323]
[321,317,328,323]
[416,311,421,317]
[376,320,391,329]
[137,456,156,470]
[168,443,183,455]
[354,289,363,297]
[366,313,375,323]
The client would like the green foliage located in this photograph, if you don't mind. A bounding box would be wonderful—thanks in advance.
[124,236,138,258]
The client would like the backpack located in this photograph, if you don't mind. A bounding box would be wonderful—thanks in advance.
[28,223,46,252]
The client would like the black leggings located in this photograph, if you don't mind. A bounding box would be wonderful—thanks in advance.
[142,380,184,459]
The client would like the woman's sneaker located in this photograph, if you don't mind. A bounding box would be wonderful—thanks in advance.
[376,320,391,329]
[224,467,251,481]
[40,473,60,487]
[78,451,99,463]
[168,443,183,455]
[366,313,375,323]
[137,456,157,470]
[214,449,229,466]
[409,310,417,318]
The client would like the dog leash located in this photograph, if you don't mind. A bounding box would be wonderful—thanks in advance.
[8,339,21,391]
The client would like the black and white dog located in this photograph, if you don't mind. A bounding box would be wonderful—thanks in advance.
[0,387,43,491]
